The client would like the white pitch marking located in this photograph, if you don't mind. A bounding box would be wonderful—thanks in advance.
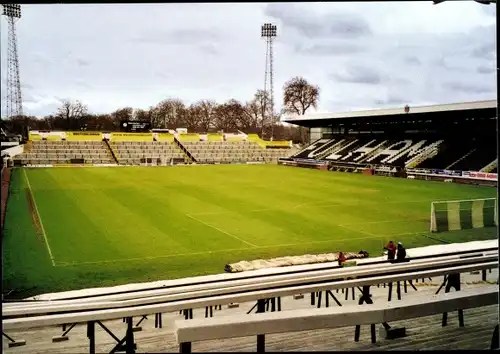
[56,247,252,267]
[56,229,431,267]
[186,213,258,248]
[24,169,56,267]
[336,224,379,237]
[56,234,391,267]
[190,198,477,217]
[291,198,440,211]
[339,218,422,227]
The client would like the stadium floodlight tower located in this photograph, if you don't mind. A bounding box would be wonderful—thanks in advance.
[261,23,277,140]
[2,4,23,119]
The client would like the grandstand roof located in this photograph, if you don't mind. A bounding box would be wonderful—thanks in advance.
[282,100,497,128]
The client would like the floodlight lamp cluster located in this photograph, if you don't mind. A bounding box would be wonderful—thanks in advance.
[2,4,21,18]
[261,23,277,38]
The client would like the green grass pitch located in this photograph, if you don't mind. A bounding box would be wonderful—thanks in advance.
[3,165,497,299]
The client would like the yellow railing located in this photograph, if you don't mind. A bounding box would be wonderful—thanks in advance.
[28,132,42,141]
[110,133,153,142]
[178,133,200,142]
[247,134,291,148]
[207,134,223,141]
[156,133,175,142]
[65,132,103,141]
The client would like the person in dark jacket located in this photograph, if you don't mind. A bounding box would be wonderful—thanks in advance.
[396,242,407,261]
[384,240,397,260]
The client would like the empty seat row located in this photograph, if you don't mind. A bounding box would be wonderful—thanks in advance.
[15,158,114,165]
[116,153,184,159]
[113,148,178,152]
[111,141,172,146]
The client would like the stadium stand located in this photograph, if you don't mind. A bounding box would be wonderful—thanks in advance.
[13,140,115,165]
[283,101,497,184]
[109,141,187,165]
[9,130,295,166]
[292,136,441,165]
[181,140,290,164]
[290,134,496,172]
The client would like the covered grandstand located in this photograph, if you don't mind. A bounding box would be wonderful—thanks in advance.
[281,100,497,185]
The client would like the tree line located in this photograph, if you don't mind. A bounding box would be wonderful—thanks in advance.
[3,77,319,143]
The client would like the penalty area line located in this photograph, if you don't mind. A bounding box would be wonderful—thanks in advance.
[186,213,258,248]
[55,247,254,267]
[24,169,56,267]
[57,234,398,267]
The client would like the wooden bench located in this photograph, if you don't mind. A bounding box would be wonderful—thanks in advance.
[174,285,498,353]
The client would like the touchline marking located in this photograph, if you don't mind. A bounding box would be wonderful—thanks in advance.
[337,224,379,237]
[24,169,56,267]
[56,247,252,267]
[56,234,393,267]
[186,213,258,248]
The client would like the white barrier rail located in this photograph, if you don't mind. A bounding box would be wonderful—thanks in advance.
[3,258,497,329]
[9,240,494,305]
[2,251,477,310]
[174,285,498,352]
[3,254,497,317]
[4,251,490,313]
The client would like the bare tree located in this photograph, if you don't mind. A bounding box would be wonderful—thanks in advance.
[244,90,271,132]
[86,113,114,131]
[282,77,320,115]
[214,100,245,132]
[184,104,203,131]
[56,100,88,120]
[153,99,186,129]
[110,107,134,128]
[133,108,151,122]
[55,100,89,130]
[196,100,217,132]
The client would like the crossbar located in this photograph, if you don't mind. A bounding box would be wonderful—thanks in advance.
[431,197,497,205]
[175,285,498,344]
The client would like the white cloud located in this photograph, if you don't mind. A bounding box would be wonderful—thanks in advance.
[0,2,496,117]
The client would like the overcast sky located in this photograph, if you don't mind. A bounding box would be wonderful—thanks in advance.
[0,2,496,118]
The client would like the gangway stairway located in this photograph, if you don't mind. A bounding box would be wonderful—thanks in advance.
[480,160,497,173]
[450,147,497,172]
[445,149,476,170]
[417,140,474,170]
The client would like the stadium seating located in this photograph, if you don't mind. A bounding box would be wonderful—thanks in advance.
[110,141,186,165]
[292,135,497,172]
[12,136,293,166]
[181,141,291,164]
[13,140,115,165]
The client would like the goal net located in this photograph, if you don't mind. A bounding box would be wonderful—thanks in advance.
[430,198,497,233]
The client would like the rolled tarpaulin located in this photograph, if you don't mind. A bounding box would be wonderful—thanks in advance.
[224,251,369,273]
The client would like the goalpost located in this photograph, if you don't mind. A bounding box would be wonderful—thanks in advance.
[430,198,498,233]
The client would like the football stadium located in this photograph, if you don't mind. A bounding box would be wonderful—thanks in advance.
[1,98,498,352]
